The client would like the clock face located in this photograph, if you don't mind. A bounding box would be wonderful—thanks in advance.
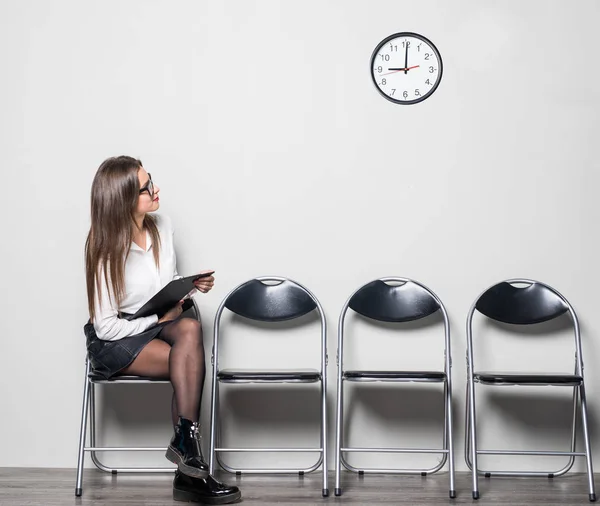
[370,32,443,105]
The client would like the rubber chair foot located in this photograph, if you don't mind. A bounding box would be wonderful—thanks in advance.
[335,488,342,496]
[322,488,329,497]
[473,491,480,500]
[449,490,456,499]
[590,493,597,502]
[75,488,82,497]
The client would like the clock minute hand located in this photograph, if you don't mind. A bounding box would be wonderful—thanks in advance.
[404,43,408,74]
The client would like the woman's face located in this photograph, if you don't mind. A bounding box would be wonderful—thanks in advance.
[136,166,160,215]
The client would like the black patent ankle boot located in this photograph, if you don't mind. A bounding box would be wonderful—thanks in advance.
[166,417,209,479]
[173,471,242,504]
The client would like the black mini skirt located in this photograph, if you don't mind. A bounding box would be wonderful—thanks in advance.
[84,320,170,379]
[84,300,196,379]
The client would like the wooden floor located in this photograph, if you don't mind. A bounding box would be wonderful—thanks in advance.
[0,468,595,505]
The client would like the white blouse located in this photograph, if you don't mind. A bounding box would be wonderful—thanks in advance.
[93,214,179,341]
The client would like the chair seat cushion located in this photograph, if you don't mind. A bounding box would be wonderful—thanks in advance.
[344,370,446,382]
[217,369,321,382]
[474,372,583,386]
[88,371,170,383]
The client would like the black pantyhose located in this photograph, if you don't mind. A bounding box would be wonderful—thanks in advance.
[159,318,206,425]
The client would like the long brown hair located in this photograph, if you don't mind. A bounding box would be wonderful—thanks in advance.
[85,156,161,322]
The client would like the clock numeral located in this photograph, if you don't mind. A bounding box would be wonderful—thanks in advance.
[403,91,408,99]
[425,79,432,85]
[402,40,411,48]
[415,89,421,97]
[377,66,383,73]
[424,53,430,60]
[379,54,390,62]
[429,66,436,73]
[417,43,422,52]
[390,89,396,96]
[389,43,397,52]
[381,78,387,86]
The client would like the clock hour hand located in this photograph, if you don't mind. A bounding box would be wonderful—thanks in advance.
[404,43,409,74]
[382,65,420,76]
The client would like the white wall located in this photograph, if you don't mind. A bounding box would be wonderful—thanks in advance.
[1,0,599,472]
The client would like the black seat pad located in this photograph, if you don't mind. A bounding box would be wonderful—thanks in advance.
[474,372,582,386]
[344,370,446,382]
[217,369,321,382]
[88,371,170,382]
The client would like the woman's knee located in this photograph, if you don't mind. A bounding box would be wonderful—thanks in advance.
[175,318,203,346]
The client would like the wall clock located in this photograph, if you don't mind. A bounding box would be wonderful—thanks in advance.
[370,32,443,104]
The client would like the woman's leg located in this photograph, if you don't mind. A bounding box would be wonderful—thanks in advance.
[117,323,239,502]
[120,318,205,424]
[119,339,171,377]
[158,318,206,423]
[120,318,208,478]
[118,339,180,424]
[142,317,207,479]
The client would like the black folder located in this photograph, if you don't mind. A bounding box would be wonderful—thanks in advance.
[130,272,213,319]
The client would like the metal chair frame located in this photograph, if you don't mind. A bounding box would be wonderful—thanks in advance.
[208,276,329,497]
[465,278,596,501]
[74,300,201,497]
[334,277,456,498]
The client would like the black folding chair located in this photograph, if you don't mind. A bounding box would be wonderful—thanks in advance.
[334,277,455,498]
[74,300,200,497]
[465,279,596,501]
[208,276,329,497]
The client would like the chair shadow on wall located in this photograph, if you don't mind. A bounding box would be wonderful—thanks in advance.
[97,382,173,425]
[470,313,598,473]
[95,383,174,465]
[218,385,321,465]
[341,311,455,472]
[211,308,327,475]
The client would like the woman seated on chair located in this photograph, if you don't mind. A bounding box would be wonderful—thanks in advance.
[84,155,241,505]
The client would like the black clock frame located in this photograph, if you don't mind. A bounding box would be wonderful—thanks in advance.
[370,32,443,105]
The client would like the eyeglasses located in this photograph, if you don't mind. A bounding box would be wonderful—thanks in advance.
[139,173,154,198]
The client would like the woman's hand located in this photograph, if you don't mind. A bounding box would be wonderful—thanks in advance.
[194,270,215,294]
[158,301,184,323]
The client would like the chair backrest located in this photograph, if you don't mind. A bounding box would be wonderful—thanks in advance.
[466,279,583,374]
[348,279,441,323]
[338,277,451,371]
[213,277,327,370]
[475,281,568,325]
[224,279,317,322]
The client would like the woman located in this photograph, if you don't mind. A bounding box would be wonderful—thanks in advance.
[84,156,241,504]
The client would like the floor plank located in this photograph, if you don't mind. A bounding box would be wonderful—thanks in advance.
[0,468,595,505]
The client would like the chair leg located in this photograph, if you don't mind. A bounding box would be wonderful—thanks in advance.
[89,382,103,470]
[321,379,329,497]
[334,375,343,497]
[578,384,597,502]
[464,382,472,470]
[446,381,456,499]
[75,362,91,497]
[208,380,219,475]
[467,378,479,499]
